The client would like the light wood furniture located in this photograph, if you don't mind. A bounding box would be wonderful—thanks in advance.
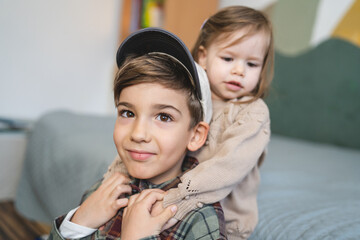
[120,0,218,50]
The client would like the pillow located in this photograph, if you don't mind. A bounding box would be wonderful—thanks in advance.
[266,38,360,149]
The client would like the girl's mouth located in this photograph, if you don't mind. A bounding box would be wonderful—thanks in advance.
[226,81,243,91]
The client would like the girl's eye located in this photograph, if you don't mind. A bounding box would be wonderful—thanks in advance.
[221,57,233,62]
[156,113,173,122]
[119,110,135,118]
[248,62,259,67]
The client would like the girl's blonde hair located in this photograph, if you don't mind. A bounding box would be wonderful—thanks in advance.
[192,6,274,101]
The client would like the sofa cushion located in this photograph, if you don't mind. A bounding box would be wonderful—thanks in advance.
[266,38,360,149]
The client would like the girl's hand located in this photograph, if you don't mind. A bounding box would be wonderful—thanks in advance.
[121,189,177,240]
[71,172,132,229]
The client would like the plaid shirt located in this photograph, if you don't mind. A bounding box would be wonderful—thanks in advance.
[49,156,227,240]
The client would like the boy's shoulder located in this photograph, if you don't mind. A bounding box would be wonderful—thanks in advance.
[161,202,227,239]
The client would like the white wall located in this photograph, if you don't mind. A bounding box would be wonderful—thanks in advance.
[0,0,122,120]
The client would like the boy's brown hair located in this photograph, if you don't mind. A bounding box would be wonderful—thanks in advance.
[192,6,274,100]
[114,53,203,129]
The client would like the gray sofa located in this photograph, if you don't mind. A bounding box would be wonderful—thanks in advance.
[14,108,360,239]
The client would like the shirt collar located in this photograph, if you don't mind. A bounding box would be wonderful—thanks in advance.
[130,156,198,193]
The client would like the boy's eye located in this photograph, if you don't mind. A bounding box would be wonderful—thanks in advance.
[221,57,233,62]
[156,113,173,122]
[119,110,135,118]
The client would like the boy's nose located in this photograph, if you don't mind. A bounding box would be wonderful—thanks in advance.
[130,118,151,143]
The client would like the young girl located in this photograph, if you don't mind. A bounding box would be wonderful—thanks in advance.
[105,6,273,239]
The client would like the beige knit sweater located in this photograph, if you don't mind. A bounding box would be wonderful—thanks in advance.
[104,96,270,239]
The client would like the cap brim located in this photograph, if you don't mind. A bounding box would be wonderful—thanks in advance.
[116,28,202,99]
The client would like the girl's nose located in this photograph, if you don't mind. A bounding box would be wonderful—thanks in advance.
[231,62,245,76]
[130,119,151,143]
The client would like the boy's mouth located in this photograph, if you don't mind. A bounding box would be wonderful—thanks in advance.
[127,149,155,161]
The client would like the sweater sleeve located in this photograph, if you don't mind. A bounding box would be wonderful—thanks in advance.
[163,100,270,220]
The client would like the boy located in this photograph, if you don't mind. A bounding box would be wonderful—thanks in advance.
[48,28,227,239]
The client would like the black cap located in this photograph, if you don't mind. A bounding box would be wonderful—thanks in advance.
[116,27,202,100]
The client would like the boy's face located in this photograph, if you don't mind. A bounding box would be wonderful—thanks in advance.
[114,83,195,184]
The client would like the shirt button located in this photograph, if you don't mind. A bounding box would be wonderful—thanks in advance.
[196,202,203,208]
[184,195,190,200]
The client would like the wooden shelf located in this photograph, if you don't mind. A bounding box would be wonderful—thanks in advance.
[120,0,218,50]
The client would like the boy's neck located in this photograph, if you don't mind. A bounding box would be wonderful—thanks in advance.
[130,156,198,191]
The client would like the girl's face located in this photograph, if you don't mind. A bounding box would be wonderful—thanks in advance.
[198,29,269,101]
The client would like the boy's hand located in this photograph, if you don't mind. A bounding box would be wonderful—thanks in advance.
[121,189,177,240]
[71,172,132,229]
[151,200,178,231]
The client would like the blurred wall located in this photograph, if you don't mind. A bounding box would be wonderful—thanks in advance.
[219,0,276,10]
[0,0,122,120]
[219,0,360,148]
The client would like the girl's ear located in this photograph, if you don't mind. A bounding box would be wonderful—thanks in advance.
[197,46,207,70]
[187,122,209,152]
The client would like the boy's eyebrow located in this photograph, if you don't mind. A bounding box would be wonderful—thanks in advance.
[116,102,133,108]
[116,102,182,115]
[153,104,182,115]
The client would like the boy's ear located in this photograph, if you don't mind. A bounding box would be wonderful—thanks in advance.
[187,121,209,152]
[197,46,207,70]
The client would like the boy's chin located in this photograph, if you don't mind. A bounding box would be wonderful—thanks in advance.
[127,168,153,180]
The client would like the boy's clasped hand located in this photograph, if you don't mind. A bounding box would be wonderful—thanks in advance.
[72,172,177,240]
[122,188,177,240]
[71,172,132,229]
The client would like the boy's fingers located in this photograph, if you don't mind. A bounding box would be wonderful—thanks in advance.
[101,172,120,186]
[101,172,130,190]
[156,205,177,227]
[128,193,140,206]
[141,191,165,207]
[112,173,131,187]
[161,217,178,231]
[114,198,129,209]
[127,190,164,210]
[110,184,132,199]
[123,206,128,216]
[135,189,164,203]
